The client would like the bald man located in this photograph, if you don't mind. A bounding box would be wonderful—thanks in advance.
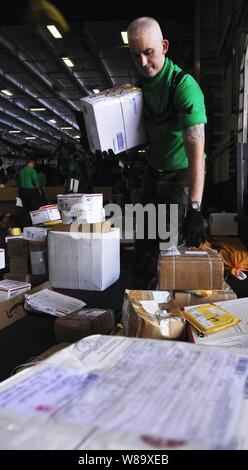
[128,17,207,287]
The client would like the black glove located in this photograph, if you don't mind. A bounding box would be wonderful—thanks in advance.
[183,210,206,248]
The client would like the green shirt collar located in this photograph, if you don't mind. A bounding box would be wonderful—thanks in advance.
[143,57,169,89]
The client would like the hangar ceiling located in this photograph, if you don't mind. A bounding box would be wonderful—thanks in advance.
[0,1,195,159]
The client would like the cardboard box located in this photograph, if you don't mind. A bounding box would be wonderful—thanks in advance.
[122,289,185,340]
[58,193,103,224]
[30,205,61,225]
[81,85,147,154]
[51,219,112,233]
[174,281,237,309]
[48,228,120,291]
[9,258,29,274]
[30,251,47,275]
[7,239,28,258]
[0,248,5,269]
[159,249,224,290]
[28,240,47,252]
[0,281,52,330]
[0,280,31,302]
[55,308,116,343]
[57,193,103,212]
[23,226,49,241]
[209,213,238,236]
[4,273,31,283]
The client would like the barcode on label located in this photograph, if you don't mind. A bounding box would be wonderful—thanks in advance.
[117,132,124,151]
[235,358,248,375]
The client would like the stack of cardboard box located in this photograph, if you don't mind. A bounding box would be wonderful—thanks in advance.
[5,236,48,284]
[158,248,237,310]
[6,238,30,282]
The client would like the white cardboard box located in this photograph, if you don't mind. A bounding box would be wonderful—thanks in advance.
[0,280,31,302]
[23,226,49,241]
[48,228,120,291]
[57,193,103,224]
[0,249,5,269]
[81,85,147,154]
[30,205,61,225]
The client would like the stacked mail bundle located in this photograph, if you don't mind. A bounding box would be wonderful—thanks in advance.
[187,297,248,348]
[30,205,61,226]
[1,336,248,449]
[0,279,31,302]
[24,288,86,317]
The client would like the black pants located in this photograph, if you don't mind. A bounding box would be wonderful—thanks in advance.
[19,188,41,226]
[133,166,188,288]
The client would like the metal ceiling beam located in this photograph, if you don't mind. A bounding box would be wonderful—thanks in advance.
[81,23,115,88]
[36,26,90,97]
[0,71,79,143]
[0,28,81,113]
[0,30,79,130]
[0,114,55,146]
[0,92,76,144]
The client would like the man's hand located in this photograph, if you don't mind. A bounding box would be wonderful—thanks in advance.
[183,210,206,248]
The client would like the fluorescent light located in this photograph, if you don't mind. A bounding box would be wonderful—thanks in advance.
[138,150,146,153]
[9,130,20,134]
[75,135,80,138]
[93,89,100,94]
[47,25,62,39]
[62,57,74,67]
[49,119,57,123]
[1,89,13,96]
[30,107,46,111]
[121,31,128,44]
[61,126,73,130]
[25,136,36,140]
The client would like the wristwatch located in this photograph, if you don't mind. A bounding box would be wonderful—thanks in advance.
[188,201,202,211]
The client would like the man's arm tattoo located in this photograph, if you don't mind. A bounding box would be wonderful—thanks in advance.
[183,124,205,144]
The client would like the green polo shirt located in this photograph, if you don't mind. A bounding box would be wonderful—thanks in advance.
[142,57,207,171]
[19,166,39,189]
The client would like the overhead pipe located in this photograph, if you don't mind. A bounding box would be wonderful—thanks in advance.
[0,28,82,113]
[0,91,76,143]
[0,72,78,142]
[0,65,78,130]
[0,135,54,156]
[0,115,54,146]
[0,37,79,131]
[36,26,90,98]
[0,114,55,146]
[0,95,60,144]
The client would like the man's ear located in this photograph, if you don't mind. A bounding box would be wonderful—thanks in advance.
[162,39,169,55]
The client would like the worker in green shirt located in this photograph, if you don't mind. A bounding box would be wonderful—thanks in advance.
[18,159,41,213]
[127,17,207,287]
[36,164,48,205]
